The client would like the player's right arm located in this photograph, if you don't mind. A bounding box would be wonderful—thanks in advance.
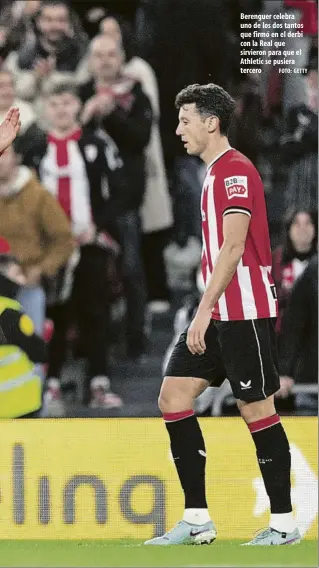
[198,211,250,314]
[199,164,253,312]
[187,190,252,354]
[0,309,47,364]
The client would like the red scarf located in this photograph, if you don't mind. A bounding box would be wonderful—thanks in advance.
[281,262,295,291]
[47,128,82,218]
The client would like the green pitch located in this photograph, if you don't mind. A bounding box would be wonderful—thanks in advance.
[0,540,317,567]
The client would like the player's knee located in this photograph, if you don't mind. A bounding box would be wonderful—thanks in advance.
[238,395,276,424]
[158,389,179,414]
[158,377,193,414]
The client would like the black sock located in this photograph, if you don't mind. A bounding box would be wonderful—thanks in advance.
[164,410,207,509]
[249,414,292,514]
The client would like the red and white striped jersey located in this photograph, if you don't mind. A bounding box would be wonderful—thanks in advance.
[201,147,278,321]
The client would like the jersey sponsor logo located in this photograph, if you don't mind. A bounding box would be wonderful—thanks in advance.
[224,176,248,199]
[240,380,251,390]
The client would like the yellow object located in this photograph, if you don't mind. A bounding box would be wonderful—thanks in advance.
[19,314,35,336]
[0,296,41,418]
[0,417,316,540]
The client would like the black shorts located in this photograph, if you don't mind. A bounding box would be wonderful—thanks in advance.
[165,318,280,402]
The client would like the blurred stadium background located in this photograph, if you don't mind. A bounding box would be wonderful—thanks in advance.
[0,0,317,565]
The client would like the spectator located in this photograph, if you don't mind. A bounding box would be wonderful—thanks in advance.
[278,254,318,415]
[5,0,87,102]
[272,208,317,333]
[280,59,318,211]
[0,107,21,155]
[21,80,125,410]
[0,251,48,418]
[135,0,230,244]
[0,144,74,342]
[228,78,264,167]
[79,34,153,360]
[0,68,35,135]
[0,1,40,62]
[99,16,173,311]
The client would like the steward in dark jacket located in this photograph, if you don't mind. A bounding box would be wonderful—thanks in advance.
[279,254,318,385]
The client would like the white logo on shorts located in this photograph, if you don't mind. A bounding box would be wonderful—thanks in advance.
[240,380,252,390]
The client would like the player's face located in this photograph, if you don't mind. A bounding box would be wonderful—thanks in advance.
[6,263,26,287]
[176,104,210,156]
[38,5,70,43]
[46,92,81,131]
[0,72,15,111]
[290,212,316,252]
[89,37,123,81]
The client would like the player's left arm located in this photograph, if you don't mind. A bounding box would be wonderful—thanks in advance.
[199,212,250,313]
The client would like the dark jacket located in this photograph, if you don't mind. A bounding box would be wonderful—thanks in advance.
[78,79,152,211]
[279,255,318,384]
[280,104,318,165]
[272,246,315,332]
[279,104,318,210]
[0,273,47,363]
[17,34,86,72]
[20,126,128,235]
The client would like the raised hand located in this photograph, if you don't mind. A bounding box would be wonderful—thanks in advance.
[0,108,21,154]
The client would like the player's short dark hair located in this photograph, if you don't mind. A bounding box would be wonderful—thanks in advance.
[175,83,236,135]
[43,80,79,99]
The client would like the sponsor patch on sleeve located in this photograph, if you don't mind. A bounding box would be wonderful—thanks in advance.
[224,176,248,199]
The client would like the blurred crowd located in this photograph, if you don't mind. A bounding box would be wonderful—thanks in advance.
[0,0,317,416]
